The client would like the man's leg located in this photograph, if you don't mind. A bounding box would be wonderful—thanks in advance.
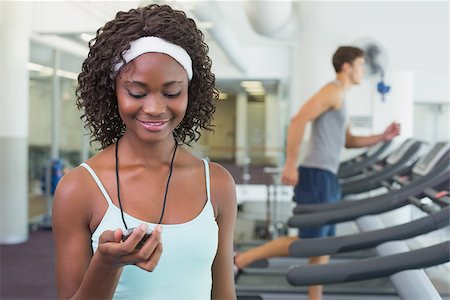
[234,236,298,269]
[301,168,340,300]
[308,255,330,300]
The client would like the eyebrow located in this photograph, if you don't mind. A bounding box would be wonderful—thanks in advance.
[125,80,184,88]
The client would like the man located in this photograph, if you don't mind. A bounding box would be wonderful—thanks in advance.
[234,46,401,300]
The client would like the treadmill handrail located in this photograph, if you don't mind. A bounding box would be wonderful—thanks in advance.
[341,156,419,195]
[339,140,422,185]
[293,162,450,214]
[338,141,392,177]
[288,167,450,229]
[289,207,449,257]
[340,144,422,195]
[286,241,450,286]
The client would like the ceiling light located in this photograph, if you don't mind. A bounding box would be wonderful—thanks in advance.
[241,80,264,88]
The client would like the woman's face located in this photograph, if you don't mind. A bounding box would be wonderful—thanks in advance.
[115,52,189,143]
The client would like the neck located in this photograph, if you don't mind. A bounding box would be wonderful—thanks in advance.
[335,73,354,91]
[118,132,178,167]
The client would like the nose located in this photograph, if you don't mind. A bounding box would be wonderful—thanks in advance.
[142,94,167,115]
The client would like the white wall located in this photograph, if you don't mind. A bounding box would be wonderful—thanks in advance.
[291,1,448,110]
[286,1,448,160]
[31,1,138,34]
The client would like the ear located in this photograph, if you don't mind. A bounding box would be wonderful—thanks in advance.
[341,62,352,73]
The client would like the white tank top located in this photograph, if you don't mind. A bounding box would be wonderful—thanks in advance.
[81,159,218,300]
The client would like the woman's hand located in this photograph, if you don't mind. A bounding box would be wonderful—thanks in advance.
[97,224,163,272]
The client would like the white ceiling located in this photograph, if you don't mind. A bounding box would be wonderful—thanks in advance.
[30,0,296,94]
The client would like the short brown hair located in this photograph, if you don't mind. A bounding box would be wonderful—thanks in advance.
[332,46,364,73]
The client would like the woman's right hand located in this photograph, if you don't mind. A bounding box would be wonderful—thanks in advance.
[97,223,163,272]
[281,164,299,186]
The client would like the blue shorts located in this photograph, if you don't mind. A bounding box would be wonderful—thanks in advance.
[293,166,342,239]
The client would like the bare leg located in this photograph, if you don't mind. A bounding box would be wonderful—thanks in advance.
[234,236,299,269]
[308,255,330,300]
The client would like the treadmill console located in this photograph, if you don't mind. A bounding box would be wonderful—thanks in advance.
[412,142,450,177]
[386,139,415,165]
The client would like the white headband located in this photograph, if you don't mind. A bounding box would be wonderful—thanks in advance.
[112,36,193,80]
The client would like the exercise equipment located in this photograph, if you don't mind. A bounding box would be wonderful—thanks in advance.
[288,164,449,229]
[235,142,450,299]
[340,138,424,195]
[294,141,449,214]
[337,140,392,178]
[287,241,449,285]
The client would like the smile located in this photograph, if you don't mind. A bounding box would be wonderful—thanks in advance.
[137,119,170,131]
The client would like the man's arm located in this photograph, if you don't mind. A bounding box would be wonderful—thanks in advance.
[282,84,343,185]
[345,122,401,148]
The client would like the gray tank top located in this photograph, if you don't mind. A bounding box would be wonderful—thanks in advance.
[302,82,348,174]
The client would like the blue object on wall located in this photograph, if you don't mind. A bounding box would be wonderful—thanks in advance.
[377,80,391,102]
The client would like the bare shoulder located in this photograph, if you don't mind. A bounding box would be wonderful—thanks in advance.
[208,162,237,217]
[208,162,236,192]
[52,165,95,220]
[53,145,115,217]
[318,82,345,108]
[318,82,344,97]
[55,166,90,199]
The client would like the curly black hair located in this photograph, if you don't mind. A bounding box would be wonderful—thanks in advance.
[76,4,218,149]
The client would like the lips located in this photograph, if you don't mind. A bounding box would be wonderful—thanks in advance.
[137,119,170,131]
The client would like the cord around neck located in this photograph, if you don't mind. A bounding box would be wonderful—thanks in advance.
[115,139,178,229]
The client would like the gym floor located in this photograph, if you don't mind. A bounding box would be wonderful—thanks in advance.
[0,230,56,299]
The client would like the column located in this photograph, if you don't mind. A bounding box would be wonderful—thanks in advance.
[235,93,248,165]
[0,2,32,244]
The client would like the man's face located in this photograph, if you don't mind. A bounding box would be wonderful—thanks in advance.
[349,57,365,84]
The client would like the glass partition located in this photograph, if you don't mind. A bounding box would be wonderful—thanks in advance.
[28,40,85,220]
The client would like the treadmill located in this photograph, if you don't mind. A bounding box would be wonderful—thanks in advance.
[289,143,449,229]
[286,187,450,300]
[340,138,424,196]
[338,140,392,178]
[238,143,448,255]
[236,143,449,264]
[236,161,449,271]
[237,180,449,300]
[235,144,450,299]
[293,141,450,215]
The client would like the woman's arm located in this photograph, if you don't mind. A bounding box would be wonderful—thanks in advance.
[209,163,237,300]
[53,168,163,299]
[53,169,121,299]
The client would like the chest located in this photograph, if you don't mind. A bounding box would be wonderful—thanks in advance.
[89,165,210,231]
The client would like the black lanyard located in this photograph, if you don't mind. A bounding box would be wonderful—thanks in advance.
[115,139,178,229]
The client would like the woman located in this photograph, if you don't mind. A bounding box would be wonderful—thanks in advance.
[52,4,237,299]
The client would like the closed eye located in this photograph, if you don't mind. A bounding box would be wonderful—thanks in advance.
[164,92,181,99]
[127,90,146,99]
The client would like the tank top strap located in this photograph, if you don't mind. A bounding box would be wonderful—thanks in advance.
[80,162,114,206]
[201,159,211,202]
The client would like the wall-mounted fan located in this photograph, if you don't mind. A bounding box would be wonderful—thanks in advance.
[356,38,390,102]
